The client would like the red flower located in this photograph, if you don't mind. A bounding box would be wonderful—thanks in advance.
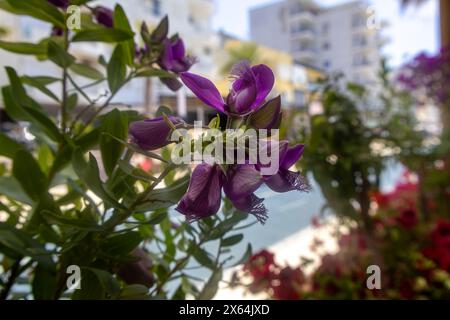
[244,250,277,282]
[395,208,419,229]
[431,220,450,246]
[422,220,450,272]
[271,266,304,300]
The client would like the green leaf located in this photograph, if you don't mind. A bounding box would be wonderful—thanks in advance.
[0,222,54,268]
[197,267,222,300]
[107,46,127,93]
[119,285,150,300]
[0,176,33,204]
[100,109,128,175]
[85,268,121,298]
[70,63,104,80]
[72,150,126,210]
[72,28,134,43]
[0,132,24,158]
[191,246,215,270]
[40,210,101,231]
[249,95,281,130]
[6,0,66,28]
[222,234,244,247]
[73,268,120,300]
[233,243,252,267]
[0,40,47,55]
[21,76,60,86]
[117,160,157,183]
[135,68,175,78]
[12,150,47,201]
[113,4,134,66]
[22,75,59,101]
[32,263,56,300]
[47,41,75,68]
[101,231,142,256]
[23,106,64,143]
[150,15,168,43]
[135,175,189,212]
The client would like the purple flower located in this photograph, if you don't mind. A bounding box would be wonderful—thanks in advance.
[261,141,308,193]
[176,163,224,221]
[94,6,114,28]
[159,38,195,74]
[180,61,275,116]
[51,26,64,37]
[224,164,268,223]
[118,248,154,287]
[47,0,69,8]
[129,116,182,151]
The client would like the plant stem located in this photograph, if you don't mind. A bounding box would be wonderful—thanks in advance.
[75,73,135,138]
[0,259,22,300]
[61,29,69,132]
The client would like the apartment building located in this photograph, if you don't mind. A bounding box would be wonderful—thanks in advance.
[250,0,384,85]
[0,0,220,120]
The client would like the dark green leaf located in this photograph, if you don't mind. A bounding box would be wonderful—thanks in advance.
[151,15,168,43]
[23,106,64,143]
[0,176,33,204]
[135,68,175,78]
[22,75,59,101]
[101,231,142,256]
[197,267,222,300]
[222,234,244,247]
[12,150,47,201]
[113,4,134,66]
[32,263,56,300]
[72,150,126,210]
[100,109,127,175]
[107,46,127,93]
[192,246,215,270]
[6,0,66,28]
[233,243,252,267]
[0,40,47,55]
[0,132,24,158]
[47,41,75,68]
[72,28,134,43]
[70,63,104,80]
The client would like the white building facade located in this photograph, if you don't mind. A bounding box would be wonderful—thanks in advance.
[250,0,384,85]
[0,0,220,118]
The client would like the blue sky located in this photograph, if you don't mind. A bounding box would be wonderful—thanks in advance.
[212,0,439,67]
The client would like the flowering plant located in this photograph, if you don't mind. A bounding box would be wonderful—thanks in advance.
[0,1,307,300]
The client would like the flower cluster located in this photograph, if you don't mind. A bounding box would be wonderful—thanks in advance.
[397,46,450,105]
[423,220,450,271]
[137,17,195,91]
[241,250,304,300]
[129,62,308,223]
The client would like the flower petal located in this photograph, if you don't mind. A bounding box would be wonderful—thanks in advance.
[129,116,179,150]
[229,193,268,224]
[265,169,309,193]
[176,163,223,220]
[172,38,186,61]
[224,164,263,199]
[251,64,275,110]
[180,72,225,112]
[281,144,305,170]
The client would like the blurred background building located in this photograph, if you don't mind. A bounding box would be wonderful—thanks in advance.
[0,0,324,130]
[250,0,385,85]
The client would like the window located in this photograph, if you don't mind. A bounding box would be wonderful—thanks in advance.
[353,34,367,47]
[322,23,329,34]
[152,0,161,16]
[294,90,305,106]
[203,47,211,55]
[322,42,330,50]
[323,60,331,69]
[353,53,370,66]
[352,13,366,28]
